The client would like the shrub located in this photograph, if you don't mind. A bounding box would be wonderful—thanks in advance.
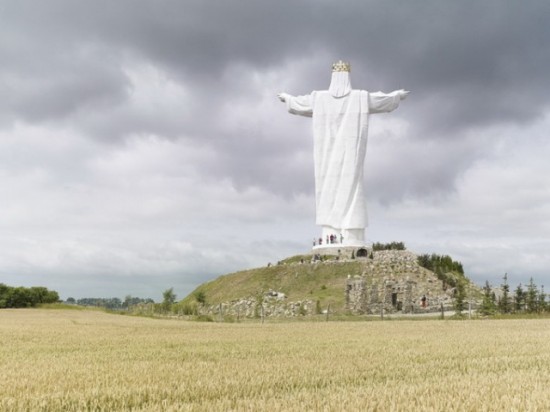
[372,242,406,251]
[194,315,214,322]
[0,284,59,308]
[194,291,207,305]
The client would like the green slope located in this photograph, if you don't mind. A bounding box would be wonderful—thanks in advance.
[180,256,365,310]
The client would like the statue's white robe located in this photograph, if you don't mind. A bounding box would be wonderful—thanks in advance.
[285,89,403,231]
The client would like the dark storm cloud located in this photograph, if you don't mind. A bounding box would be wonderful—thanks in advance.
[2,1,550,199]
[5,1,550,127]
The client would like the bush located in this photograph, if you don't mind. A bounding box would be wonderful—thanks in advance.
[194,315,214,322]
[0,284,59,308]
[372,242,406,251]
[175,301,199,315]
[194,291,207,305]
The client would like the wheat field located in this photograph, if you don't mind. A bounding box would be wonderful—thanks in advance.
[1,309,550,411]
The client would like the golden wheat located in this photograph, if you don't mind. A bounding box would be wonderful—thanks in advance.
[1,309,550,411]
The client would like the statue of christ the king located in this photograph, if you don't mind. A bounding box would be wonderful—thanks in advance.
[278,60,409,246]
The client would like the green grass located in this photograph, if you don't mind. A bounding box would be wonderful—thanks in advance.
[180,256,364,310]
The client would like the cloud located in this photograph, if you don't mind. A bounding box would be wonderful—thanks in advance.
[1,1,550,298]
[0,124,314,299]
[371,112,550,285]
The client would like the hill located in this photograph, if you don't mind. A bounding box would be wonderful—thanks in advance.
[179,249,478,318]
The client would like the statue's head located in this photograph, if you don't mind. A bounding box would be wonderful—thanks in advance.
[329,60,351,97]
[332,60,351,73]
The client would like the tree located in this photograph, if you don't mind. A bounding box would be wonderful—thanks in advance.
[162,288,176,312]
[123,295,148,309]
[479,280,496,316]
[498,273,511,314]
[123,295,132,309]
[514,283,525,312]
[0,284,59,308]
[45,290,59,304]
[7,287,31,308]
[526,278,539,313]
[538,285,547,313]
[0,283,8,308]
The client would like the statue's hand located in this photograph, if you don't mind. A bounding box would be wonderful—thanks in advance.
[398,90,410,100]
[278,93,288,103]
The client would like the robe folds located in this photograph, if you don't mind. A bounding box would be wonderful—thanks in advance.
[285,89,403,230]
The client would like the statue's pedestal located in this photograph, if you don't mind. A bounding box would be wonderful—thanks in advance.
[312,243,371,259]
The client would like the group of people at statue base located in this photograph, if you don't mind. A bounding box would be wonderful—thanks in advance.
[313,234,343,246]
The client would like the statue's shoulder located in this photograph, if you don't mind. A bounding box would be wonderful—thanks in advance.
[310,90,328,100]
[347,90,367,99]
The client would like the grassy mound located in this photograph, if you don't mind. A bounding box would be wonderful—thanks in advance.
[180,256,363,310]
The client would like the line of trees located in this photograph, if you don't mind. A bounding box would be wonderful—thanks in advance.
[480,274,548,315]
[66,296,155,310]
[417,253,465,290]
[417,253,464,275]
[0,284,59,308]
[65,288,204,318]
[67,290,179,315]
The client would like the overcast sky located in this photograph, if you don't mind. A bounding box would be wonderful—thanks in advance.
[2,1,550,301]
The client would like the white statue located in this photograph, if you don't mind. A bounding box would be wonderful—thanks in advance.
[278,60,409,246]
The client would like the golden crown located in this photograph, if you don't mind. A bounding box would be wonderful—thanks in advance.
[332,60,351,72]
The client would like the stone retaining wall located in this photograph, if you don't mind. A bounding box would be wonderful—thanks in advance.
[346,250,465,314]
[201,294,317,319]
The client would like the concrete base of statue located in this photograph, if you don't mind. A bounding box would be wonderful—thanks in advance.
[312,242,372,259]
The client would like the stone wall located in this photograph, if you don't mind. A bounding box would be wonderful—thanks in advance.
[345,250,457,314]
[200,292,317,319]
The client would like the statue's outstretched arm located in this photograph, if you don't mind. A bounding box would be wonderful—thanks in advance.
[278,93,313,117]
[369,89,410,114]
